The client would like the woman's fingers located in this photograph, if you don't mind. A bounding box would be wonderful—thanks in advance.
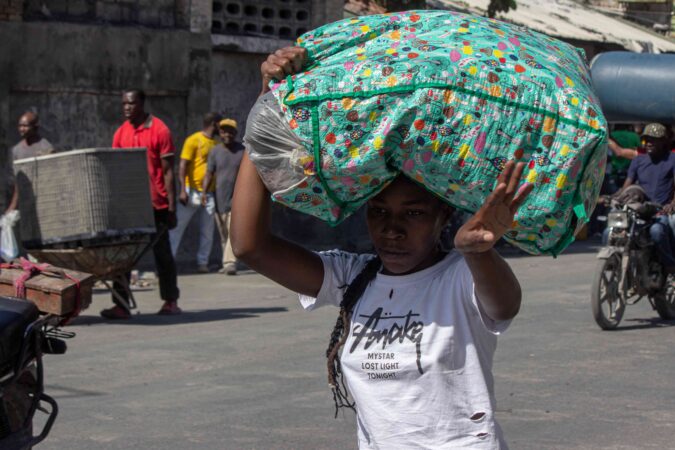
[267,54,295,76]
[510,182,534,213]
[497,160,515,186]
[261,47,307,93]
[505,162,526,199]
[487,182,507,205]
[276,46,307,72]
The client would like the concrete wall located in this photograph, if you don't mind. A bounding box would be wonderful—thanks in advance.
[0,0,366,270]
[204,0,372,261]
[0,21,211,151]
[211,51,267,129]
[0,17,213,267]
[22,0,190,28]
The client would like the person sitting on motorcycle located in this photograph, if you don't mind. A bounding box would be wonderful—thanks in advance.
[613,123,675,271]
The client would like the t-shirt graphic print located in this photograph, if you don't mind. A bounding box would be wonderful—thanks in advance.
[300,250,511,450]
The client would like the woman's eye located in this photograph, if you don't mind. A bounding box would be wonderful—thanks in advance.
[407,210,424,216]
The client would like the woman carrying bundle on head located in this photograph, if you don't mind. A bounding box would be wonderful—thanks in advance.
[231,46,533,449]
[232,10,606,448]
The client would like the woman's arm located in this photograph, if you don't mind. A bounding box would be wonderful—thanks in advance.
[230,153,323,297]
[463,250,521,321]
[454,161,533,321]
[231,45,323,297]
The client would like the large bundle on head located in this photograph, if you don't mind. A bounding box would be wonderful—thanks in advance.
[246,10,607,256]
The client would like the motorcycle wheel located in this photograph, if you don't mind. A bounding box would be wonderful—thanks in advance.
[591,254,625,330]
[653,274,675,320]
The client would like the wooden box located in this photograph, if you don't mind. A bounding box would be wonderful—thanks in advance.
[0,266,94,316]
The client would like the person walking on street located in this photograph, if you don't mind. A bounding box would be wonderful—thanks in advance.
[12,111,54,160]
[201,119,244,275]
[101,89,181,319]
[169,112,222,273]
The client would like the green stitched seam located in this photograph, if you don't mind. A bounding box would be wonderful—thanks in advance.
[283,82,603,134]
[310,105,345,209]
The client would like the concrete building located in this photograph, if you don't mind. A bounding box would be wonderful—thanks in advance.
[620,0,674,35]
[588,0,674,37]
[0,1,358,267]
[0,0,342,154]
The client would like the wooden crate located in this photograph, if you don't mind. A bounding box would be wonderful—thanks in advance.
[0,266,94,316]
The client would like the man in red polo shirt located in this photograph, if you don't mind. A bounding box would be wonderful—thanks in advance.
[101,89,181,319]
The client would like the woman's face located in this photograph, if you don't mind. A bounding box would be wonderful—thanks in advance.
[366,176,453,275]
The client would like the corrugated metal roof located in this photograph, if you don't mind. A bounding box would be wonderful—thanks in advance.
[428,0,675,53]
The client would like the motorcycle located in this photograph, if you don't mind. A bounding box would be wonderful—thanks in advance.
[591,190,675,330]
[0,296,66,449]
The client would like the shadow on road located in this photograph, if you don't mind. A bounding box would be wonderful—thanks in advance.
[610,317,675,331]
[69,307,288,327]
[45,384,106,399]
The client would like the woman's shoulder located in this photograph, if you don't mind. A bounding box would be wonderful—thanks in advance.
[318,249,376,271]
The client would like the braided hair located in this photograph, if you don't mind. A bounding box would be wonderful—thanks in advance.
[326,256,382,418]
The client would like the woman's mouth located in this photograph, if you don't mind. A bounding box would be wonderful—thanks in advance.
[377,248,408,261]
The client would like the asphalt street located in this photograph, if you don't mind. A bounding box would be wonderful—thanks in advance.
[37,240,675,449]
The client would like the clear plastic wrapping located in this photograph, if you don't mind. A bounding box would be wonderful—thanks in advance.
[244,91,312,195]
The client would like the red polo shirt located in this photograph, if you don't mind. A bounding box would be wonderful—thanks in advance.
[112,115,175,210]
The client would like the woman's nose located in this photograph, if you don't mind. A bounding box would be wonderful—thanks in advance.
[381,217,405,239]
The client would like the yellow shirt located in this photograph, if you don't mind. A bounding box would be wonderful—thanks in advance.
[181,131,217,192]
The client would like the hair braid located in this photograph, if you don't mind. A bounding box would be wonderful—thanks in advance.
[326,256,381,418]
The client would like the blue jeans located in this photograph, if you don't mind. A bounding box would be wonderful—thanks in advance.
[650,215,675,267]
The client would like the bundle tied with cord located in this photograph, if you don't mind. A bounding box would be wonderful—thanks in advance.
[245,10,608,256]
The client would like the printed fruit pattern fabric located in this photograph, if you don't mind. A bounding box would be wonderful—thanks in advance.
[267,10,607,255]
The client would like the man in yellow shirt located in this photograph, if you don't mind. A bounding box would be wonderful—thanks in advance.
[169,112,221,272]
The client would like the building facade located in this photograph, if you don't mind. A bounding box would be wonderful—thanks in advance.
[0,1,363,266]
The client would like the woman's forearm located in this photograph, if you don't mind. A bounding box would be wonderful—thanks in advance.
[464,249,521,321]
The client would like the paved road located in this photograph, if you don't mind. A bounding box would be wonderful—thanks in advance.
[38,241,675,449]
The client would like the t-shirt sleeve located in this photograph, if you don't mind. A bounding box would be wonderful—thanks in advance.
[42,139,55,154]
[112,127,122,148]
[180,134,196,161]
[157,126,175,158]
[206,148,216,174]
[456,257,511,335]
[627,157,638,182]
[298,251,374,311]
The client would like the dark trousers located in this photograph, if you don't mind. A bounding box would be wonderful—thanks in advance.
[112,209,180,308]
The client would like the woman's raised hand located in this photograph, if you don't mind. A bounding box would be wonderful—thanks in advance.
[454,161,533,254]
[260,46,308,95]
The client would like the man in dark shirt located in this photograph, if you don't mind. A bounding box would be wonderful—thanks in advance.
[622,123,675,268]
[201,119,244,275]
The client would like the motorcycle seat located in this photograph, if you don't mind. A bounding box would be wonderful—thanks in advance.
[0,297,39,374]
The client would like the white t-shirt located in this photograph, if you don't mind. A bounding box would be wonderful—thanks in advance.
[300,250,510,449]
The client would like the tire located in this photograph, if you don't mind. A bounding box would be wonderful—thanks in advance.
[653,274,675,320]
[591,254,625,330]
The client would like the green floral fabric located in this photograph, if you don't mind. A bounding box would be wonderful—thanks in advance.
[269,10,607,255]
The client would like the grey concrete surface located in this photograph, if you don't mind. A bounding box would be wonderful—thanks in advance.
[38,240,675,449]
